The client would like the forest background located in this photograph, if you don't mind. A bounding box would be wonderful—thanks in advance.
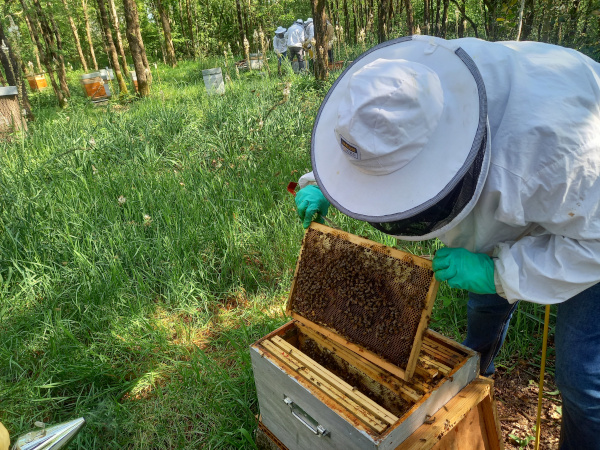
[0,0,591,447]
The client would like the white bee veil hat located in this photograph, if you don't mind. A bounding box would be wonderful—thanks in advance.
[311,35,491,240]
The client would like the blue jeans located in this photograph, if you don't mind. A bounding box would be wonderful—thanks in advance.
[466,284,600,450]
[277,51,287,65]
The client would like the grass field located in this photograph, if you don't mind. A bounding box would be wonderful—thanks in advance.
[0,55,554,448]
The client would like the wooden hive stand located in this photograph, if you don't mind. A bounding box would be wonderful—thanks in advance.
[255,377,503,450]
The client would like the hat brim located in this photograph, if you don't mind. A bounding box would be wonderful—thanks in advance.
[311,36,487,223]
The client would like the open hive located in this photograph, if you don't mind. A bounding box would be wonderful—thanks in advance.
[288,223,438,380]
[251,224,484,448]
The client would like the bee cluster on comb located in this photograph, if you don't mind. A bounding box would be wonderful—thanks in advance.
[291,228,434,368]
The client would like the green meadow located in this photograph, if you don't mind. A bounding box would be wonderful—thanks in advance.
[0,57,553,448]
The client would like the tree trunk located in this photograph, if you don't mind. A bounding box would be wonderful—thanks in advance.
[122,0,149,96]
[343,0,350,42]
[0,21,33,118]
[352,1,358,44]
[22,13,43,73]
[235,0,246,51]
[31,0,70,98]
[82,0,99,70]
[46,3,71,98]
[108,0,130,75]
[20,0,66,107]
[312,0,328,80]
[435,0,442,35]
[387,0,394,36]
[156,0,176,66]
[516,0,525,40]
[60,0,89,71]
[424,0,430,34]
[404,0,415,34]
[134,14,151,83]
[96,0,128,93]
[378,0,389,42]
[176,0,188,56]
[450,0,479,37]
[520,0,535,40]
[441,0,449,37]
[185,0,196,58]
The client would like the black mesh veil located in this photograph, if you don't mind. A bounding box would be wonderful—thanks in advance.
[369,132,487,238]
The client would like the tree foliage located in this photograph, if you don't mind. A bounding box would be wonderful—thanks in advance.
[1,0,600,103]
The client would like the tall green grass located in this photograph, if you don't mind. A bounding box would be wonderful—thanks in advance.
[0,56,553,448]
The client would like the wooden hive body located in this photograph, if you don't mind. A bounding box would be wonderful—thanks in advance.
[251,224,482,449]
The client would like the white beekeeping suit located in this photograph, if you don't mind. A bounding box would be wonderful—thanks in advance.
[300,37,600,305]
[273,27,287,54]
[304,19,314,47]
[286,21,305,48]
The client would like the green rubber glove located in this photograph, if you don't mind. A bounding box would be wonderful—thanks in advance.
[432,247,496,294]
[295,185,330,229]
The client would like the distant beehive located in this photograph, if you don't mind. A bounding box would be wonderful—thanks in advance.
[26,73,48,91]
[0,86,26,135]
[130,71,138,93]
[80,72,111,102]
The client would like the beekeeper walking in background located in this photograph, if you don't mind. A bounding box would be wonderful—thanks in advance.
[286,19,305,72]
[304,18,315,70]
[273,26,287,74]
[294,36,600,449]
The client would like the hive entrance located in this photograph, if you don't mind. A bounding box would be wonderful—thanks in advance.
[289,225,436,370]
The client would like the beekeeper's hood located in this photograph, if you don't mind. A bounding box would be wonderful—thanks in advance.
[275,26,287,34]
[311,35,491,241]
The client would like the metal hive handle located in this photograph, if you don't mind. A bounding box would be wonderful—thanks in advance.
[283,396,330,437]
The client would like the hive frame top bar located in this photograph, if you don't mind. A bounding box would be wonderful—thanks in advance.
[286,222,440,381]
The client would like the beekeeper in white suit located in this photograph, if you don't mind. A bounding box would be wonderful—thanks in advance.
[304,18,315,67]
[295,35,600,449]
[286,19,306,72]
[273,26,287,73]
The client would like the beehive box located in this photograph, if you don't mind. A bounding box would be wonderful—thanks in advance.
[80,72,111,102]
[251,223,481,449]
[255,377,503,450]
[26,73,48,91]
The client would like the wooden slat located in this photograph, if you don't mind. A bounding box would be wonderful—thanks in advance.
[421,343,462,368]
[422,340,464,363]
[420,355,452,377]
[297,322,424,403]
[422,340,461,358]
[396,378,493,449]
[415,362,439,379]
[309,223,435,271]
[478,392,504,450]
[292,312,409,381]
[270,336,399,426]
[404,276,440,381]
[260,340,389,433]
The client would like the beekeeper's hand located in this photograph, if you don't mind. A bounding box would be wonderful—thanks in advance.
[433,247,496,294]
[0,422,9,450]
[295,185,330,228]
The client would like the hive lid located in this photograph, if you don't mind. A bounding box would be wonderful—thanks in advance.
[80,72,101,80]
[0,86,17,96]
[286,223,439,381]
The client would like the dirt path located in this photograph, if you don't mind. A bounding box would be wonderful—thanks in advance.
[493,363,561,449]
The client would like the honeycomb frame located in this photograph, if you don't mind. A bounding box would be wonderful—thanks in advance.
[286,223,439,381]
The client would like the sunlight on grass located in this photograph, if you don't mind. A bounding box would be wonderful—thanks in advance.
[0,58,553,449]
